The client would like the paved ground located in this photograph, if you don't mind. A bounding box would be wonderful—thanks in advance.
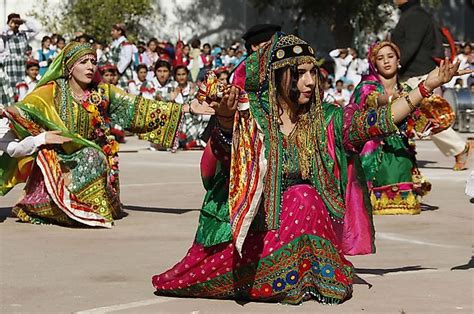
[1,136,473,314]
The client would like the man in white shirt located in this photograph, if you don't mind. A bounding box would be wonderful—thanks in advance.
[329,48,352,82]
[345,48,369,86]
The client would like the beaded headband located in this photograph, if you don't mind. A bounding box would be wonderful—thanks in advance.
[63,42,96,71]
[271,34,317,70]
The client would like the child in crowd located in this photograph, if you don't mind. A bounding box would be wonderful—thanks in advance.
[35,36,56,77]
[188,38,203,82]
[172,66,207,150]
[15,60,39,101]
[330,79,351,106]
[99,64,118,85]
[127,64,149,97]
[143,60,178,101]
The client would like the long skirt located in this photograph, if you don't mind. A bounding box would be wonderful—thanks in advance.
[12,147,121,227]
[360,135,430,215]
[152,184,353,305]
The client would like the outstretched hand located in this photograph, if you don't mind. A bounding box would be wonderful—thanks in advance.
[425,58,473,91]
[44,130,72,145]
[189,99,215,115]
[209,86,239,118]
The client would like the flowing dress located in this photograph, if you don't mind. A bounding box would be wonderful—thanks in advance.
[1,80,182,227]
[349,75,431,215]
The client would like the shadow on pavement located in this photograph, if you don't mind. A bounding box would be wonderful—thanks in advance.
[417,160,452,170]
[451,256,474,270]
[354,275,373,288]
[0,207,12,222]
[355,265,436,276]
[420,203,439,211]
[123,205,199,215]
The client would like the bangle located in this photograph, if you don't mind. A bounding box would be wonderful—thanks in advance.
[418,80,433,98]
[404,93,416,111]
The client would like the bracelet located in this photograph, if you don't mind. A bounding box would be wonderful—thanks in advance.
[404,93,417,111]
[418,80,433,98]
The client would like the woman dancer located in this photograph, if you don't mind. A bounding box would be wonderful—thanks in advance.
[152,34,465,304]
[0,42,209,227]
[349,41,431,215]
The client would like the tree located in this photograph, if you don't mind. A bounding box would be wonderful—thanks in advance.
[249,0,441,47]
[29,0,159,43]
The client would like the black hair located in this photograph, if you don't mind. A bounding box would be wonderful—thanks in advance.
[41,36,51,45]
[7,13,20,24]
[147,38,159,51]
[336,79,344,85]
[154,60,171,72]
[136,64,148,73]
[190,38,201,49]
[218,70,230,83]
[274,65,311,123]
[174,65,189,76]
[203,43,211,49]
[57,36,65,43]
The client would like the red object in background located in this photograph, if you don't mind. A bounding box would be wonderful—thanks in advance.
[433,27,456,65]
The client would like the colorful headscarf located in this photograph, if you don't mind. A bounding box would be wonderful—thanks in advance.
[36,41,96,88]
[365,41,401,84]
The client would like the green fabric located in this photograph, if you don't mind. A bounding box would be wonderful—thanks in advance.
[0,154,19,196]
[370,135,414,186]
[195,165,232,247]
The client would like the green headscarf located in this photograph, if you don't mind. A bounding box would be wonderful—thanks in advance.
[36,41,96,88]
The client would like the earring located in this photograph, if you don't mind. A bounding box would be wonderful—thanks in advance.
[397,64,402,69]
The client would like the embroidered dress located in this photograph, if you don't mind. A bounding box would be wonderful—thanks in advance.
[152,34,399,304]
[0,42,183,227]
[349,42,431,215]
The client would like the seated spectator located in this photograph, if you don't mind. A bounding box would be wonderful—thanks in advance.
[56,36,66,53]
[127,64,149,97]
[329,79,351,106]
[223,47,237,68]
[35,36,56,77]
[143,60,178,101]
[99,64,118,85]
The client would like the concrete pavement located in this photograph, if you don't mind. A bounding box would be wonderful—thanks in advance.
[1,136,472,313]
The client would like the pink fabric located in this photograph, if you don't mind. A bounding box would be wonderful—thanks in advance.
[327,121,374,256]
[200,143,217,181]
[152,184,351,292]
[341,159,374,255]
[231,61,246,89]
